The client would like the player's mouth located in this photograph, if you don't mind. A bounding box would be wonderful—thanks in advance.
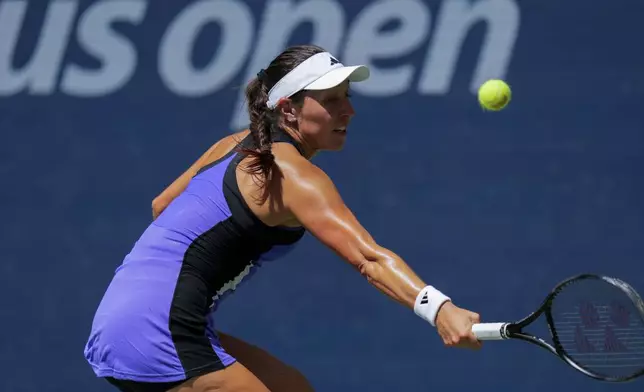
[333,127,347,134]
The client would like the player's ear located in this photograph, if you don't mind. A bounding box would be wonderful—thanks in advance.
[277,98,298,124]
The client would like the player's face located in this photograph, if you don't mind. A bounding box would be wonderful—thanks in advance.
[295,81,355,151]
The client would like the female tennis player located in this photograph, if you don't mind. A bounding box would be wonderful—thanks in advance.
[84,44,482,392]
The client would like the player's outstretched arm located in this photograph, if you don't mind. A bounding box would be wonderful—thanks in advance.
[281,157,482,349]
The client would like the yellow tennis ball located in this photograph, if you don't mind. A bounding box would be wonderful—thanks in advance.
[478,79,511,111]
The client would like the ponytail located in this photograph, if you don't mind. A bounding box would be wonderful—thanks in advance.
[237,72,278,203]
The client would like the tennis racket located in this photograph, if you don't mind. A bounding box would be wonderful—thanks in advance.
[471,273,644,382]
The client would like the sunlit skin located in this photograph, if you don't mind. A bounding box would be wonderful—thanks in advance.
[278,80,355,157]
[151,80,482,392]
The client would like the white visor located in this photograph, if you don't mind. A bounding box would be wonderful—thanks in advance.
[266,52,370,109]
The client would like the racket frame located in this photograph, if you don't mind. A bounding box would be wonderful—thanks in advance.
[473,273,644,382]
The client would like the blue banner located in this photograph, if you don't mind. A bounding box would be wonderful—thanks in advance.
[1,1,643,391]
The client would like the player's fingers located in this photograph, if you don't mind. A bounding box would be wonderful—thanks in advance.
[469,331,483,349]
[456,335,481,350]
[456,331,482,350]
[468,311,481,324]
[470,339,483,350]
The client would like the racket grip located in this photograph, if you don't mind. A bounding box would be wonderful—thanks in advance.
[472,323,508,340]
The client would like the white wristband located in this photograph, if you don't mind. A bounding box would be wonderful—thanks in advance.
[414,285,451,326]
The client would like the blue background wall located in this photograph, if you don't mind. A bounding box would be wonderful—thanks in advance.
[1,0,643,391]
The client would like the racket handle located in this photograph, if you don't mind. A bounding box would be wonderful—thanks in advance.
[472,323,509,340]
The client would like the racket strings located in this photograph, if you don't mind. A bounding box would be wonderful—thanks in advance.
[550,280,644,379]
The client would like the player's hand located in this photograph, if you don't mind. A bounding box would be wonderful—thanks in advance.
[435,301,482,350]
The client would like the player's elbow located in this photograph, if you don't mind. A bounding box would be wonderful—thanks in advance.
[350,240,389,278]
[358,259,375,278]
[151,196,169,219]
[357,252,391,281]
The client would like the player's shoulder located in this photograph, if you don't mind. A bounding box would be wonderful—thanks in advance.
[223,129,251,146]
[272,144,333,190]
[203,129,250,152]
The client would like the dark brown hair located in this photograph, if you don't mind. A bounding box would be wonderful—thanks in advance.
[238,44,325,201]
